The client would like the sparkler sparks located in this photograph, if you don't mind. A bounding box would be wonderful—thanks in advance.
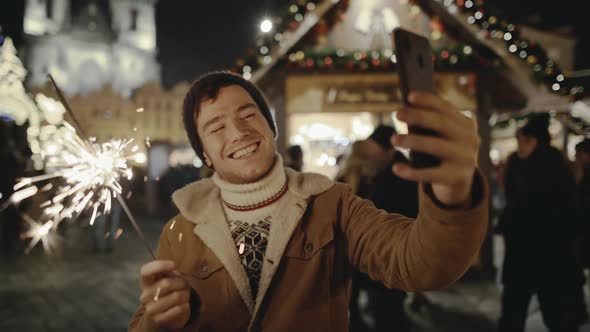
[6,123,144,253]
[20,214,58,254]
[9,124,140,228]
[2,75,156,256]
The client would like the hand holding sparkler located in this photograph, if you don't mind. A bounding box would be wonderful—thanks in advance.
[139,260,194,329]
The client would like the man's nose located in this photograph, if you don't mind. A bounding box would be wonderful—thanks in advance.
[226,118,248,142]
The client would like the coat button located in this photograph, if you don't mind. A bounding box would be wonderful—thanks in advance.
[201,264,208,272]
[304,243,314,252]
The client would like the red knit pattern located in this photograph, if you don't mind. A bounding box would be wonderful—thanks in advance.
[223,182,288,212]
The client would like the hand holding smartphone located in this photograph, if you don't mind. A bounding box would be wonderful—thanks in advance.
[393,28,441,169]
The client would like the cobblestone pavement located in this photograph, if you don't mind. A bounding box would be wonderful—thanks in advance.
[1,218,589,332]
[0,216,164,332]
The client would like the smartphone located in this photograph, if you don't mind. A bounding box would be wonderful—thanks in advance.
[393,28,441,169]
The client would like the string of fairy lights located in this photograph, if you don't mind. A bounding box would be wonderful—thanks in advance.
[432,0,584,98]
[234,0,585,100]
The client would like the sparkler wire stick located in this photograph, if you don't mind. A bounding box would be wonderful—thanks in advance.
[46,73,157,260]
[47,74,89,142]
[116,194,156,259]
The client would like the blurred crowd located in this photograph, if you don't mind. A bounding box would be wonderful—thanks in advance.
[286,113,590,332]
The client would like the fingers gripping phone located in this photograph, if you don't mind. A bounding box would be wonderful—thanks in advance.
[393,28,441,169]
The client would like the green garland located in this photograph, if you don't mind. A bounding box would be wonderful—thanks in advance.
[280,45,483,72]
[429,0,584,98]
[234,0,585,100]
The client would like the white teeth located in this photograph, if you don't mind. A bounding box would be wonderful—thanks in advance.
[232,144,258,159]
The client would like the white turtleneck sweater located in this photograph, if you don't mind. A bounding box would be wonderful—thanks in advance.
[211,155,288,301]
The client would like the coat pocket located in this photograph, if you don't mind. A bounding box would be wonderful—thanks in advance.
[284,221,334,260]
[191,257,225,279]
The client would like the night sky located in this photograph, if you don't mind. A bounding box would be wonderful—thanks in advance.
[0,0,588,87]
[155,0,291,87]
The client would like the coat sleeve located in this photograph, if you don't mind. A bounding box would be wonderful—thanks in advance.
[128,217,201,332]
[339,171,489,292]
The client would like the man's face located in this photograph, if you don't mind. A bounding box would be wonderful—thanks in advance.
[516,133,537,159]
[196,85,276,184]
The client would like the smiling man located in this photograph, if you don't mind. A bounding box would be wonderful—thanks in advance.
[128,71,488,332]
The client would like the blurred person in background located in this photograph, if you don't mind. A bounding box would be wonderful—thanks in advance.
[497,113,587,332]
[93,196,122,253]
[575,139,590,285]
[356,125,420,332]
[0,119,23,255]
[335,140,377,199]
[575,138,590,224]
[336,140,377,331]
[285,145,304,172]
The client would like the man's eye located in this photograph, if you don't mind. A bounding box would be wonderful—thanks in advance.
[243,114,256,120]
[211,126,224,133]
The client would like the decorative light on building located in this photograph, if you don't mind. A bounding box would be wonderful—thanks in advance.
[508,45,518,53]
[260,19,273,33]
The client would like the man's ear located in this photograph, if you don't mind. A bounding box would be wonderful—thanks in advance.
[203,152,212,167]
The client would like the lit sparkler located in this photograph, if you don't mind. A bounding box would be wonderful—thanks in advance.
[2,75,156,257]
[10,127,137,227]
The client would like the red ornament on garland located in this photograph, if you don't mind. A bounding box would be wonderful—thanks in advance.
[306,58,315,68]
[324,56,333,66]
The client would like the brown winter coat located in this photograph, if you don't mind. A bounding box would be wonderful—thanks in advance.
[129,169,488,332]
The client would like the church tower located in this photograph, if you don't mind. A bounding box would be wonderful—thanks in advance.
[23,0,69,36]
[110,0,157,53]
[23,0,160,97]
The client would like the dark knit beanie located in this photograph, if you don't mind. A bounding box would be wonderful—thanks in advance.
[519,113,551,145]
[368,125,397,150]
[182,71,277,162]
